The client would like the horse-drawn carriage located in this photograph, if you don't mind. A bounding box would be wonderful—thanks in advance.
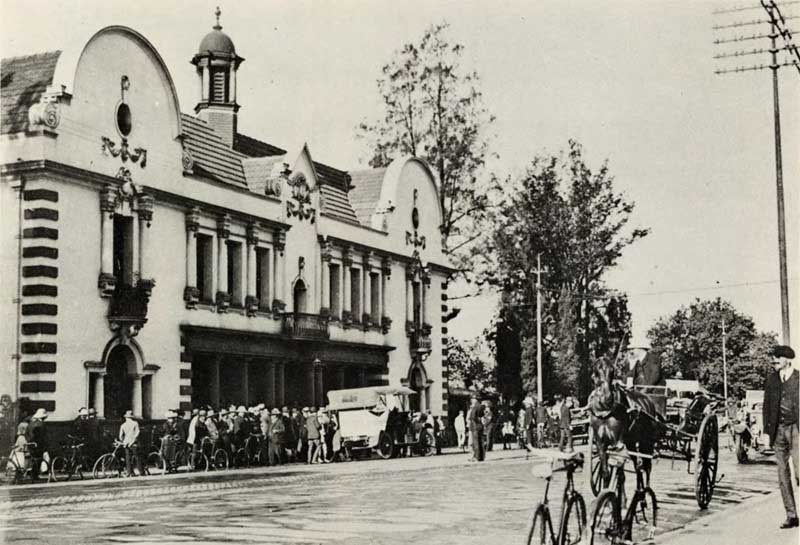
[588,350,724,511]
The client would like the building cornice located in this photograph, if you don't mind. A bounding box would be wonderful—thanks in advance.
[1,159,291,233]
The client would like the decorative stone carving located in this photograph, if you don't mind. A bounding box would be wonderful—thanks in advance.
[98,272,116,298]
[136,194,154,226]
[342,247,353,268]
[183,286,200,309]
[341,310,353,326]
[28,101,60,130]
[274,230,286,253]
[185,207,201,232]
[182,147,195,173]
[100,185,118,216]
[381,256,392,278]
[245,295,259,316]
[405,320,416,337]
[271,299,286,314]
[246,223,259,246]
[101,136,147,168]
[286,173,316,223]
[381,316,392,334]
[362,251,373,271]
[216,214,231,239]
[362,313,372,330]
[320,241,332,262]
[405,230,427,250]
[215,291,231,312]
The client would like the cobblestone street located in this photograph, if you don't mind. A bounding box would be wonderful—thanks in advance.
[0,438,780,545]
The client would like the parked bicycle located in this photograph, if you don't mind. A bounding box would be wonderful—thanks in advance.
[586,448,657,545]
[526,451,587,545]
[2,442,41,484]
[50,436,89,481]
[93,441,144,479]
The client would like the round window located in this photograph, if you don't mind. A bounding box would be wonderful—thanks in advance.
[412,207,420,229]
[116,103,132,137]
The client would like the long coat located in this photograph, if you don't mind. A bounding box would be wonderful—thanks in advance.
[763,368,799,445]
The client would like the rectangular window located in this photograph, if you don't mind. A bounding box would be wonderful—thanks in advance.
[196,234,214,303]
[210,68,228,102]
[330,264,341,317]
[350,268,361,321]
[370,272,380,318]
[113,215,133,285]
[227,240,243,307]
[256,247,271,310]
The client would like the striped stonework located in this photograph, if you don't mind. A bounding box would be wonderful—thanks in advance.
[19,186,59,412]
[178,336,193,412]
[440,281,449,415]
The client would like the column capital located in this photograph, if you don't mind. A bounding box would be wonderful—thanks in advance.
[381,256,392,277]
[136,193,154,226]
[321,240,333,262]
[274,230,286,252]
[362,250,374,270]
[342,246,353,267]
[100,184,117,215]
[217,214,231,239]
[246,223,259,246]
[186,207,201,232]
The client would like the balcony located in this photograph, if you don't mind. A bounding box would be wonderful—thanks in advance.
[281,312,330,341]
[107,280,154,337]
[411,331,432,354]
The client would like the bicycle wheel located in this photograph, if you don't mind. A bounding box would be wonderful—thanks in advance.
[559,493,587,545]
[526,503,551,545]
[213,449,229,470]
[189,452,209,472]
[629,487,657,544]
[588,490,621,545]
[146,451,165,476]
[49,456,68,482]
[234,448,249,468]
[92,454,112,479]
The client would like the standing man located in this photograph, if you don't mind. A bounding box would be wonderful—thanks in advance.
[763,344,799,529]
[119,410,143,477]
[468,396,485,462]
[454,410,466,452]
[26,408,48,481]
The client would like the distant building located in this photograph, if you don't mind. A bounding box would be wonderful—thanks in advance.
[0,14,454,425]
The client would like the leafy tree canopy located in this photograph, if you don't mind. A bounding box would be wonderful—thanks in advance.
[444,336,496,394]
[646,298,777,397]
[358,23,495,272]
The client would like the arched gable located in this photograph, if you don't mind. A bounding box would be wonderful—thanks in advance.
[377,156,443,227]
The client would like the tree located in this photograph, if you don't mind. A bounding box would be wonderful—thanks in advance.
[647,298,777,397]
[479,141,648,400]
[444,337,496,394]
[358,23,495,271]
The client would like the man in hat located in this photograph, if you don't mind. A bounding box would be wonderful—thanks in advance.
[71,407,91,445]
[282,407,296,463]
[119,410,143,477]
[26,408,48,481]
[268,409,286,465]
[763,344,799,529]
[160,410,180,470]
[295,408,308,461]
[216,408,231,457]
[305,406,322,464]
[467,396,485,462]
[559,395,574,453]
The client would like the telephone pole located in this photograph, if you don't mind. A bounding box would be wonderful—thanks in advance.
[722,318,729,402]
[713,1,799,345]
[534,253,547,404]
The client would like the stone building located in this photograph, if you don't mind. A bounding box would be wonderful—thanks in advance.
[0,15,454,426]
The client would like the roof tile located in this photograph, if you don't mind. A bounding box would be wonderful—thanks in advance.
[1,51,61,134]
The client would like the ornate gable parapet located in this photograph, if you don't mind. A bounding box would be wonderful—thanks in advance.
[286,173,316,223]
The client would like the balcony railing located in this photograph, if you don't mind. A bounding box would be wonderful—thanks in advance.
[281,312,330,340]
[411,331,432,354]
[107,280,153,336]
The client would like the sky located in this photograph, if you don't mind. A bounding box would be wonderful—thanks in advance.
[2,0,798,348]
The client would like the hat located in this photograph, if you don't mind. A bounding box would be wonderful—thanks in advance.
[199,410,207,416]
[302,407,310,412]
[123,410,135,419]
[237,406,246,415]
[78,408,88,416]
[771,345,795,360]
[257,403,265,410]
[192,408,199,416]
[207,409,215,417]
[164,410,173,419]
[88,407,96,415]
[219,408,228,416]
[228,405,236,412]
[271,408,280,415]
[282,406,289,413]
[318,407,327,413]
[33,408,48,419]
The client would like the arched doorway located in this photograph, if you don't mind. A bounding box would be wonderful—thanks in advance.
[104,345,135,420]
[293,279,308,313]
[408,362,428,413]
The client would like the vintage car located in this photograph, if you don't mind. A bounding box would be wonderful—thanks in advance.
[732,401,772,463]
[326,386,435,460]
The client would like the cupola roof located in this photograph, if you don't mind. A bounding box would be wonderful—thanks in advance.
[198,7,236,56]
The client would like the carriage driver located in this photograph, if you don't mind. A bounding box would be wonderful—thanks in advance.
[763,344,799,529]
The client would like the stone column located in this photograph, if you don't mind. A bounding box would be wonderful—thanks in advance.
[216,215,230,311]
[136,194,154,281]
[242,360,250,406]
[342,248,352,323]
[210,231,218,297]
[265,361,276,407]
[272,231,286,313]
[93,373,105,418]
[406,270,414,330]
[131,211,140,284]
[99,186,116,296]
[381,257,392,332]
[131,374,143,417]
[320,242,331,316]
[245,224,259,315]
[422,271,431,326]
[362,258,372,326]
[275,361,285,407]
[308,362,317,407]
[314,361,325,408]
[264,247,273,310]
[375,270,383,327]
[184,208,200,307]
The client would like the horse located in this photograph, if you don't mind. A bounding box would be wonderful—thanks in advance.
[588,354,661,490]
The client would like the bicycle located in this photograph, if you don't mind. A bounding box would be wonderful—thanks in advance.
[201,436,230,470]
[93,441,144,479]
[2,442,39,484]
[586,448,658,545]
[50,437,88,481]
[526,451,587,545]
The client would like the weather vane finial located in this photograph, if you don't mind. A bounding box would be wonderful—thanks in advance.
[214,6,222,30]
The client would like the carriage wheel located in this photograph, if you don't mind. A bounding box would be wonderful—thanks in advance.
[694,413,718,509]
[735,434,748,464]
[377,432,395,459]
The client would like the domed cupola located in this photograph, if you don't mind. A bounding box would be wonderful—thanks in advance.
[191,7,244,146]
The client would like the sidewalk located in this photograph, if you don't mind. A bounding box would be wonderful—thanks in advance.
[656,490,799,545]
